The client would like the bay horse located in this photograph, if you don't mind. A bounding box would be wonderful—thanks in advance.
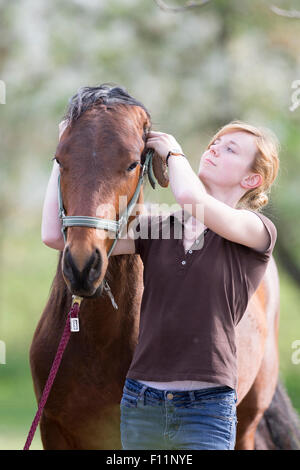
[30,84,299,450]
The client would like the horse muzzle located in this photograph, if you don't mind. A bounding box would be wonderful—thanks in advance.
[62,245,105,297]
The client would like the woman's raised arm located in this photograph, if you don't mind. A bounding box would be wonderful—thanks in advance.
[41,121,68,250]
[41,160,64,250]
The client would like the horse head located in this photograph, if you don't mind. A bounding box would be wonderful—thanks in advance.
[55,84,168,297]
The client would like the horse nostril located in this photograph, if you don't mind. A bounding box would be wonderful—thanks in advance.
[63,246,74,281]
[88,248,102,282]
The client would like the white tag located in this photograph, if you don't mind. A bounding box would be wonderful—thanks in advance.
[70,317,80,332]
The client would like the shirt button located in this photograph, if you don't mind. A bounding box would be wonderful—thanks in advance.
[181,260,186,265]
[195,240,199,244]
[167,393,174,400]
[188,250,193,254]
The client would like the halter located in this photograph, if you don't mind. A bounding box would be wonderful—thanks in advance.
[57,149,156,308]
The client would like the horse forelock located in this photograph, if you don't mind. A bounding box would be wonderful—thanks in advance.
[64,83,151,126]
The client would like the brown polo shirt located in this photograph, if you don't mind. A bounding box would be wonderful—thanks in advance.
[126,209,277,390]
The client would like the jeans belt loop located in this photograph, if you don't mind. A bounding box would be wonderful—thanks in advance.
[188,391,195,403]
[139,385,147,405]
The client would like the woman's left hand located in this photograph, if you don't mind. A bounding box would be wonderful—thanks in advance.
[145,131,183,163]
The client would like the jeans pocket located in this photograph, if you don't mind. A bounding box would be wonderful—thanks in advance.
[120,390,140,408]
[188,397,236,422]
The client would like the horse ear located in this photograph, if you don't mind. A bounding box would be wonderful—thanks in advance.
[152,152,169,188]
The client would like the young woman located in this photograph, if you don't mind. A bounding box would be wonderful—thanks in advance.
[42,120,279,450]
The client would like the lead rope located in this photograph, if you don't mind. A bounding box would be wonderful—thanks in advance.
[23,296,83,450]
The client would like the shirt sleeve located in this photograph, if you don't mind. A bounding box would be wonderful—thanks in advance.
[246,210,277,261]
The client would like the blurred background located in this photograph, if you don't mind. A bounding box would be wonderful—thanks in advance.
[0,0,300,450]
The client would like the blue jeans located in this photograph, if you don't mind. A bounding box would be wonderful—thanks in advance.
[120,378,237,450]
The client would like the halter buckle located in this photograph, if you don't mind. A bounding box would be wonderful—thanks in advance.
[71,295,83,307]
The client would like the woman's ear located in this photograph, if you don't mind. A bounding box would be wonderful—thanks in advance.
[151,151,169,188]
[241,173,263,190]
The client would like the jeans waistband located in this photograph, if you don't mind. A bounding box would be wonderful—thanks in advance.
[124,378,237,405]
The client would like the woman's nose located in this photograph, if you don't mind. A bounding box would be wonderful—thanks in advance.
[211,143,222,156]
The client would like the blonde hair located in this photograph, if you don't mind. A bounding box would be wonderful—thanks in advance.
[206,120,280,211]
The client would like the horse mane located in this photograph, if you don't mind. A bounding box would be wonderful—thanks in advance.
[63,83,151,125]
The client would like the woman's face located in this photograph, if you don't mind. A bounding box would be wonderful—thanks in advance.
[198,131,259,191]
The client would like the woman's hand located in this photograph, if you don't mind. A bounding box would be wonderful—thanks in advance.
[145,131,183,164]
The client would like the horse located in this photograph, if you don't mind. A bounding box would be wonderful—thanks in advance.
[30,84,300,450]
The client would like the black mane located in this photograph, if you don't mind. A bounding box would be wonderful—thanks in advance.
[64,83,151,124]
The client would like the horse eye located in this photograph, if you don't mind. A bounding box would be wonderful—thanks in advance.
[127,162,139,172]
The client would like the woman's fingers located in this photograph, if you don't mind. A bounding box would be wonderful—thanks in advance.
[145,131,183,161]
[147,130,165,135]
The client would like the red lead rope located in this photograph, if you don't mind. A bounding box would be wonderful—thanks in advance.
[23,298,82,450]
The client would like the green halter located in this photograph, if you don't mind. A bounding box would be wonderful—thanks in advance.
[57,149,156,308]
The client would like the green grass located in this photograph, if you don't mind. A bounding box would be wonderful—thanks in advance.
[1,217,299,449]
